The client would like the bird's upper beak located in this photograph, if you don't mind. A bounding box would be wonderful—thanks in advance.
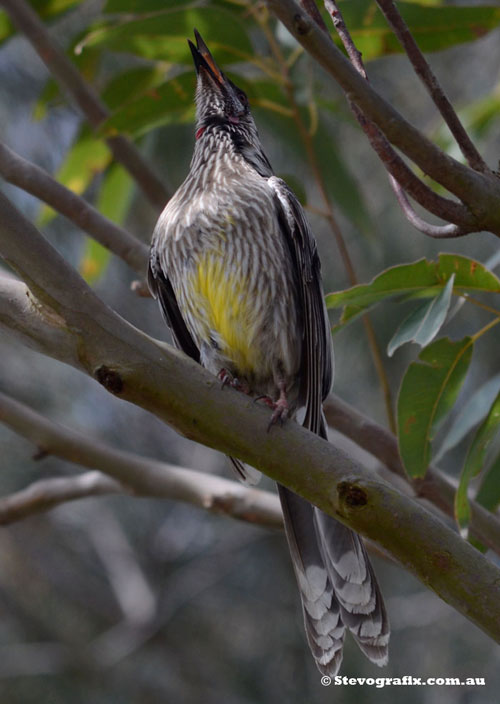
[188,29,225,88]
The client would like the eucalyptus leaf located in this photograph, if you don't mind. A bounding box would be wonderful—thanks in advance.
[455,392,500,536]
[387,274,455,357]
[397,337,473,478]
[327,254,500,330]
[435,372,500,462]
[476,451,500,513]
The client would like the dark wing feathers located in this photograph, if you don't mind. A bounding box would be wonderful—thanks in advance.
[270,179,333,434]
[148,259,200,364]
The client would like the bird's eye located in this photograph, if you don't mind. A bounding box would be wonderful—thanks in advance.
[237,89,248,107]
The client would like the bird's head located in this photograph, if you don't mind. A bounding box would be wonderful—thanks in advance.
[187,30,272,176]
[188,31,253,134]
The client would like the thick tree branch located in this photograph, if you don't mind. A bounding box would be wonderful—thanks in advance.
[325,395,500,556]
[375,0,488,174]
[0,0,169,211]
[0,143,148,276]
[2,192,500,643]
[0,392,282,528]
[266,0,500,235]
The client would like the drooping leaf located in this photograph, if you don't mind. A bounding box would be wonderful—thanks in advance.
[387,274,455,357]
[435,372,500,462]
[326,254,500,330]
[476,452,500,513]
[328,1,500,61]
[455,392,500,535]
[397,337,473,478]
[38,132,111,225]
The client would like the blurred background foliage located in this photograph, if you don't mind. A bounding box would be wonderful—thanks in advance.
[0,0,500,702]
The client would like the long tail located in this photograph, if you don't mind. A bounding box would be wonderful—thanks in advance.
[277,416,389,675]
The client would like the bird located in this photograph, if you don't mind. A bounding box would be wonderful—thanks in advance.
[148,30,389,676]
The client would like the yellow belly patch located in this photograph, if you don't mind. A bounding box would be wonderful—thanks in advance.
[191,252,261,374]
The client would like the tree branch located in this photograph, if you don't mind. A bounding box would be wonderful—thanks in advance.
[0,0,169,211]
[0,143,148,276]
[266,0,500,236]
[2,191,500,643]
[324,0,472,237]
[375,0,488,174]
[324,395,500,556]
[0,472,124,524]
[0,390,282,528]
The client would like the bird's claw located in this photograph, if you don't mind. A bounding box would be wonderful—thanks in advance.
[218,368,249,394]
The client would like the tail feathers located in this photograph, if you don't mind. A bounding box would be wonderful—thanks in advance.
[278,485,347,676]
[278,481,389,675]
[314,509,389,666]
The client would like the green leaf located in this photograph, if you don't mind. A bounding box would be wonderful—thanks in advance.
[387,274,455,357]
[435,372,500,462]
[77,6,253,65]
[476,452,500,513]
[397,337,473,478]
[455,392,500,535]
[38,133,111,225]
[330,1,500,61]
[326,254,500,330]
[97,162,135,225]
[99,72,196,138]
[101,66,167,111]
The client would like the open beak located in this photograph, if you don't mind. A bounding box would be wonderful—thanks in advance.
[188,29,225,87]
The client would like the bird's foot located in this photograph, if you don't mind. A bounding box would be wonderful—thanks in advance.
[255,385,289,430]
[217,368,249,394]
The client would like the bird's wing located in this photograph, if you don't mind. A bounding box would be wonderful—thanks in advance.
[269,176,333,434]
[147,258,200,364]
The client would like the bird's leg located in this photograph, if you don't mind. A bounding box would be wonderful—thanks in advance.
[269,380,289,429]
[256,380,289,430]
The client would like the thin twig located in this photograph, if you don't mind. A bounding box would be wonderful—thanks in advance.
[375,0,489,174]
[0,143,149,275]
[1,0,169,211]
[324,0,474,236]
[389,177,468,238]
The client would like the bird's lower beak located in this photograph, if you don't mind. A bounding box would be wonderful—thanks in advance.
[188,29,225,87]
